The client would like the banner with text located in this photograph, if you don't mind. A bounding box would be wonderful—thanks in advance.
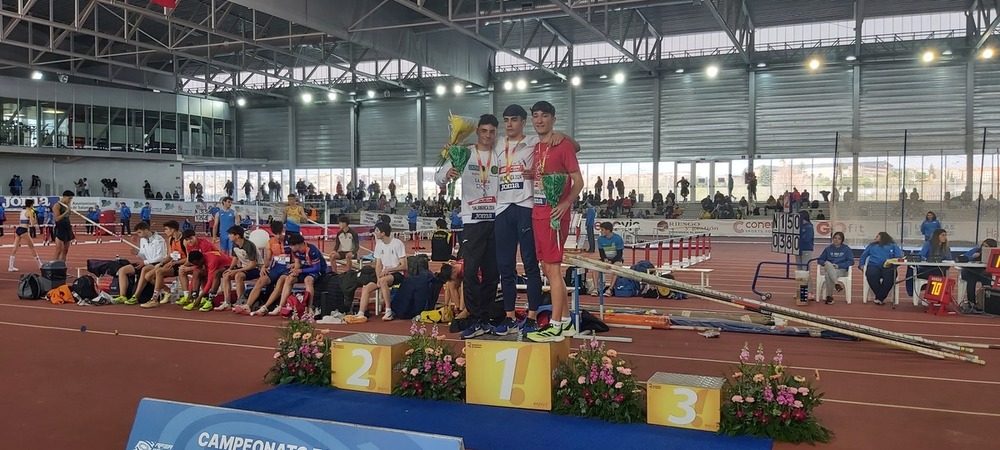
[126,398,464,450]
[0,196,282,220]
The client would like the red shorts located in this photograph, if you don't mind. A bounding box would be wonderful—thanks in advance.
[532,215,571,263]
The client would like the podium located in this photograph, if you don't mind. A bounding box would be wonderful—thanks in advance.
[331,333,409,394]
[647,372,724,432]
[465,338,570,411]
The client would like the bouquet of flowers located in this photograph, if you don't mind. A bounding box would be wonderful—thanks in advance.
[552,337,645,423]
[263,317,332,386]
[436,114,478,199]
[718,342,832,444]
[541,173,568,230]
[392,323,466,401]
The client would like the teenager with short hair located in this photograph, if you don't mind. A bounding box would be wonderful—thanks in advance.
[331,215,360,273]
[213,197,237,253]
[113,222,167,305]
[216,225,262,311]
[354,222,407,322]
[184,248,233,312]
[271,232,327,316]
[144,220,185,307]
[591,222,624,297]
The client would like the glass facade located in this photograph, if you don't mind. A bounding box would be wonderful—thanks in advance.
[0,96,231,156]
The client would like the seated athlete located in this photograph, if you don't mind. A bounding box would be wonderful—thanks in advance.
[271,233,327,316]
[112,222,167,305]
[184,248,233,312]
[146,220,186,307]
[177,229,226,311]
[330,215,360,274]
[591,222,624,297]
[355,222,407,321]
[247,222,293,316]
[215,225,262,311]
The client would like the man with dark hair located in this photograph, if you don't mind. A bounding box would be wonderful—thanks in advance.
[591,222,624,297]
[177,229,225,311]
[140,202,152,226]
[436,114,501,338]
[184,246,232,312]
[526,101,585,342]
[113,222,167,305]
[119,202,132,236]
[354,222,407,322]
[213,196,237,254]
[430,218,453,262]
[246,221,292,316]
[283,194,306,234]
[277,232,327,315]
[492,104,578,335]
[216,225,262,311]
[145,220,185,307]
[52,190,75,261]
[331,215,359,273]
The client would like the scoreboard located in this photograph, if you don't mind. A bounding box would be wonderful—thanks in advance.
[771,212,801,255]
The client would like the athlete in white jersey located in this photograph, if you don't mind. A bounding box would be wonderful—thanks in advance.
[435,114,501,338]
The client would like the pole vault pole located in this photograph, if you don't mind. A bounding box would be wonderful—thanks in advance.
[975,127,987,243]
[565,255,985,365]
[60,202,140,251]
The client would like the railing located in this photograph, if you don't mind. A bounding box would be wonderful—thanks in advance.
[624,232,712,268]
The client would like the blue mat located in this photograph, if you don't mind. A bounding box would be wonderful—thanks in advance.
[223,385,771,450]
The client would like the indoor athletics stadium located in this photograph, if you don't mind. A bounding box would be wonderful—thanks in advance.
[2,1,999,449]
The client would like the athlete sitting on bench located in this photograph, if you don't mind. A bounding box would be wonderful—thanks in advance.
[215,225,262,311]
[112,221,166,305]
[272,233,327,316]
[592,221,624,297]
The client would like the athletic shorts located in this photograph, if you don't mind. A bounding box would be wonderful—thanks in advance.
[267,265,289,282]
[336,250,354,259]
[295,271,321,283]
[532,215,571,264]
[170,265,180,277]
[15,226,28,236]
[219,237,233,253]
[241,268,261,281]
[54,222,74,242]
[386,272,405,286]
[409,223,417,232]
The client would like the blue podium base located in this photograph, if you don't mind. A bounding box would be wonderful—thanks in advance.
[223,385,771,450]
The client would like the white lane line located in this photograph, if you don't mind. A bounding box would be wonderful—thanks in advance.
[0,320,274,350]
[823,398,1000,417]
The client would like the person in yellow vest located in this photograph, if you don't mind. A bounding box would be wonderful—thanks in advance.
[283,194,306,235]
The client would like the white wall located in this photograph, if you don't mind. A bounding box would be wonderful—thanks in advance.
[0,154,182,197]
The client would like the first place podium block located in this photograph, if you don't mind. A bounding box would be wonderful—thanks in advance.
[647,372,724,432]
[331,333,409,394]
[465,338,570,411]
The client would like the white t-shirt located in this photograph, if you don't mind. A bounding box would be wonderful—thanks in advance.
[374,237,407,270]
[494,134,539,215]
[434,144,499,224]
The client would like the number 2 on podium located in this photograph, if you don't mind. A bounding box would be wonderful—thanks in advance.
[346,347,380,388]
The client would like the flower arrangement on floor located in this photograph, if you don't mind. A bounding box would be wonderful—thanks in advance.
[552,337,645,423]
[718,342,833,444]
[264,317,332,386]
[392,323,466,401]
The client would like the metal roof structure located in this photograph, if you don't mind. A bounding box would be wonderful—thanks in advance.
[0,0,995,99]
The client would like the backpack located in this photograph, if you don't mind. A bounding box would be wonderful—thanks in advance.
[18,274,43,300]
[282,291,312,318]
[631,260,656,274]
[317,273,349,316]
[407,254,430,277]
[390,273,442,320]
[612,277,640,297]
[72,275,99,301]
[47,285,76,304]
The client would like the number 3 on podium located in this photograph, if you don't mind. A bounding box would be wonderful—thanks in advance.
[647,373,723,432]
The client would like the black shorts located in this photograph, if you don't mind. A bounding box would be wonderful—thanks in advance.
[54,223,74,242]
[388,272,405,286]
[336,250,355,259]
[15,226,28,236]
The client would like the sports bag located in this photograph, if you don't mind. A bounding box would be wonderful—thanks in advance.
[18,274,44,300]
[71,275,99,300]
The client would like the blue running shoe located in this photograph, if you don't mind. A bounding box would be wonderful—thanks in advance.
[492,317,517,336]
[460,322,493,340]
[519,317,539,334]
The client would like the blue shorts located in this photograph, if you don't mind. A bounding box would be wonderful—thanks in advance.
[267,266,289,282]
[15,226,28,236]
[219,238,233,253]
[241,268,260,281]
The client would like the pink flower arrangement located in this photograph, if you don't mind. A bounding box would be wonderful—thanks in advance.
[719,342,832,444]
[552,337,644,423]
[392,324,465,402]
[264,317,332,386]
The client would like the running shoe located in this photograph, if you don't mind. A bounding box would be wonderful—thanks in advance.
[561,322,577,337]
[518,318,539,334]
[176,294,191,306]
[491,317,518,336]
[182,300,198,311]
[460,322,493,340]
[123,296,139,306]
[111,295,129,305]
[381,310,395,321]
[198,299,214,312]
[140,297,160,309]
[213,302,231,311]
[526,324,564,342]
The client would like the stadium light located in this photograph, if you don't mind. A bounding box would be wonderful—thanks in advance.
[503,81,513,91]
[516,79,527,90]
[236,98,247,107]
[436,85,446,95]
[807,58,821,70]
[300,92,313,103]
[706,65,719,78]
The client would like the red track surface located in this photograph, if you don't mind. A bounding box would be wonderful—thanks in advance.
[2,235,999,449]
